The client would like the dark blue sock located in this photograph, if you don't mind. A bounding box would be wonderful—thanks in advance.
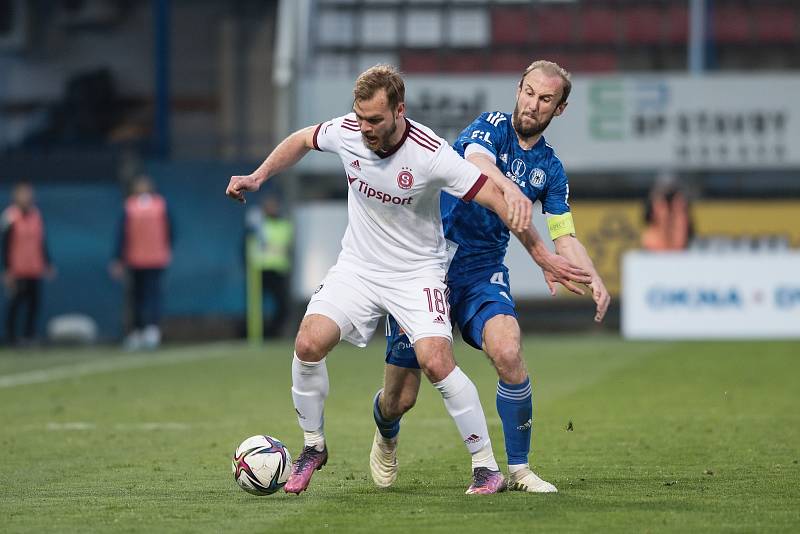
[496,376,532,466]
[373,389,400,439]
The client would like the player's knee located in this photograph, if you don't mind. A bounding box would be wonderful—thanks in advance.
[415,337,455,382]
[293,333,327,362]
[418,355,453,383]
[490,343,526,383]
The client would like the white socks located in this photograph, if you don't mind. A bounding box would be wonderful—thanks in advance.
[291,353,329,451]
[508,463,529,474]
[290,356,498,468]
[433,366,499,471]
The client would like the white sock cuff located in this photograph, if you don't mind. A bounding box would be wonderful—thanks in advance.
[472,441,499,471]
[433,366,470,399]
[293,352,327,367]
[508,463,529,474]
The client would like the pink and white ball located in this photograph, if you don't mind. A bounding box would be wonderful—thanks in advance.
[232,435,291,495]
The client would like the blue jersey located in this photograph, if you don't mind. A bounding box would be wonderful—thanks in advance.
[442,111,571,282]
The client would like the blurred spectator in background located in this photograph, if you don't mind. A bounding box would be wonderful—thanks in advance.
[247,196,293,338]
[1,182,56,346]
[110,176,174,350]
[642,183,693,251]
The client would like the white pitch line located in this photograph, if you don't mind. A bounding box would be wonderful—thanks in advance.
[0,344,235,389]
[45,422,192,431]
[115,422,192,431]
[46,422,96,431]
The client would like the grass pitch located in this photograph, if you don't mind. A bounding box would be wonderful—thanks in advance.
[1,336,798,533]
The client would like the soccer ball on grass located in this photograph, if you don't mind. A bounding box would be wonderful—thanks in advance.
[232,435,291,495]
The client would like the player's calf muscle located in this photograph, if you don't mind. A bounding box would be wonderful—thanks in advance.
[381,392,415,420]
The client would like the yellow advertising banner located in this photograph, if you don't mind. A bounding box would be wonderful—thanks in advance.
[692,201,800,247]
[569,200,800,296]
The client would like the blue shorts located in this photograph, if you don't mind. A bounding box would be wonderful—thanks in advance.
[385,267,517,367]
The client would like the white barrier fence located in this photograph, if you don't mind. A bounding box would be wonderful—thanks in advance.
[292,201,554,301]
[622,251,800,339]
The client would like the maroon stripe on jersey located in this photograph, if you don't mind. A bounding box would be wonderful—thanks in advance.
[408,131,437,152]
[341,125,360,132]
[409,125,441,148]
[312,123,323,151]
[376,119,411,159]
[462,173,488,202]
[343,117,358,125]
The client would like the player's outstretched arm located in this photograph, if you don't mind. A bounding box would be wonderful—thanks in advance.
[512,226,591,296]
[471,179,519,229]
[466,152,531,234]
[226,125,318,203]
[554,235,610,322]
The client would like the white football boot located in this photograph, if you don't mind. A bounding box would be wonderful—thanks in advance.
[508,468,558,493]
[369,429,398,488]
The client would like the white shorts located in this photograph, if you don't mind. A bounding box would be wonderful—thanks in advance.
[305,262,452,347]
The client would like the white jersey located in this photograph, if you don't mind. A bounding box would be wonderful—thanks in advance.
[312,113,487,275]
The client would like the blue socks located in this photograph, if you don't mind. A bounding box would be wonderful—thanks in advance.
[496,376,532,466]
[373,389,400,439]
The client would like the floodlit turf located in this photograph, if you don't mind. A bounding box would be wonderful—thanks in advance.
[1,336,798,533]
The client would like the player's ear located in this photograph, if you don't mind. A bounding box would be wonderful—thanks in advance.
[395,102,405,119]
[554,101,568,116]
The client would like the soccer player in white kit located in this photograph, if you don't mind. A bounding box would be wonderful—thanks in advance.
[227,65,551,495]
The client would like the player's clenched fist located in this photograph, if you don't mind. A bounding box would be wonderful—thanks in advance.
[226,174,261,203]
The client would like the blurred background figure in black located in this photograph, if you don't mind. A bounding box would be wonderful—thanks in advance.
[247,195,293,339]
[1,182,56,347]
[110,175,174,350]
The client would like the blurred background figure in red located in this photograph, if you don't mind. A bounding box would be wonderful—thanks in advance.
[1,181,56,347]
[109,175,174,351]
[641,179,694,252]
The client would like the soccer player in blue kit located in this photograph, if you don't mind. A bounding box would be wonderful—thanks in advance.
[370,60,611,493]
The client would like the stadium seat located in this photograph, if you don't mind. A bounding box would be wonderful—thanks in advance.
[665,3,689,44]
[488,52,533,73]
[532,7,576,46]
[447,10,490,47]
[400,51,441,73]
[491,51,575,74]
[712,4,752,43]
[578,7,619,45]
[536,51,575,73]
[441,51,486,73]
[575,51,619,73]
[754,6,798,43]
[622,5,664,45]
[491,7,532,45]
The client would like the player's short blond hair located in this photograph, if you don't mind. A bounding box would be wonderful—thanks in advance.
[519,60,572,106]
[354,64,405,111]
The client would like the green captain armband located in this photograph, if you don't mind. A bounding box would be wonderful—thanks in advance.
[547,212,576,240]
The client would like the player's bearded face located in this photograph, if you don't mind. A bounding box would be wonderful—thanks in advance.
[512,97,556,139]
[512,71,566,139]
[361,113,397,152]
